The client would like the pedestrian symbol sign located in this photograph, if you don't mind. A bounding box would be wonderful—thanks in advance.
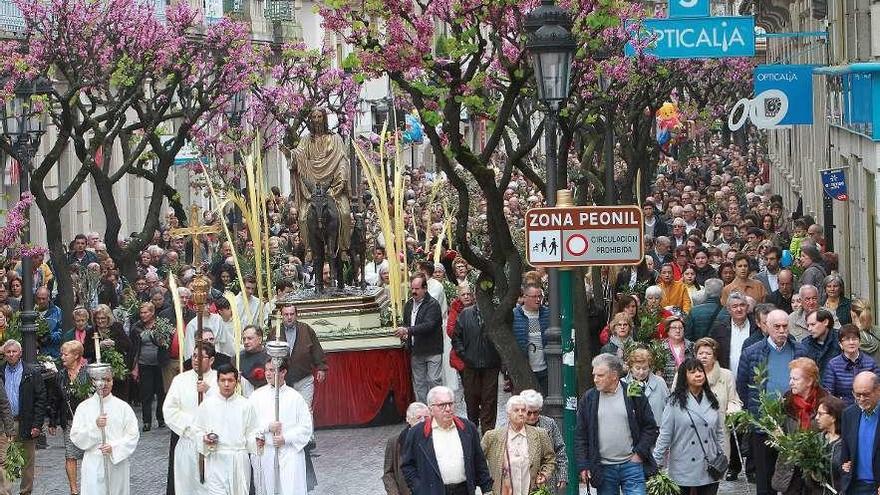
[525,206,644,267]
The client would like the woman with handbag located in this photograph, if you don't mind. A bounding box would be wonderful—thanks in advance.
[653,357,727,495]
[772,358,831,495]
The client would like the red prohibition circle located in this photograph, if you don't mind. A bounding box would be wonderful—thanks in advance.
[566,234,589,256]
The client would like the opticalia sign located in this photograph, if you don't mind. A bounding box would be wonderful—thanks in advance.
[753,64,815,125]
[525,206,644,267]
[625,17,756,59]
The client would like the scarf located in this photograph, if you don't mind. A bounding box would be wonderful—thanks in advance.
[860,327,880,356]
[791,387,818,430]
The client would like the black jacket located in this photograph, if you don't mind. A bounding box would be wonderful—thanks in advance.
[401,416,492,495]
[451,306,500,369]
[710,316,759,370]
[765,290,794,314]
[403,295,443,356]
[840,403,880,493]
[48,367,89,430]
[0,362,47,439]
[574,381,659,488]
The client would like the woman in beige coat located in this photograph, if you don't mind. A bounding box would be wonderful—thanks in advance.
[481,395,556,495]
[693,337,742,459]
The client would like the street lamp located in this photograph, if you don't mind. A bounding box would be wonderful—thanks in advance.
[2,75,53,365]
[225,90,246,240]
[526,0,574,432]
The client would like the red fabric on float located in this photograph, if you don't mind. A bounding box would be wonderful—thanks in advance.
[312,348,414,428]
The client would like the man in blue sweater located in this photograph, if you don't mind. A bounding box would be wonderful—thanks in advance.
[512,284,549,396]
[737,309,797,495]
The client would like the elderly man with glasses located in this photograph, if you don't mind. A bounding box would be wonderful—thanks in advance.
[840,372,880,495]
[401,386,493,495]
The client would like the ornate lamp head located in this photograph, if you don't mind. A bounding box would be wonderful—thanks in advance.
[265,340,289,366]
[191,274,211,306]
[86,362,113,391]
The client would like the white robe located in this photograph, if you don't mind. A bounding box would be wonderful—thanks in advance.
[213,318,237,358]
[163,369,219,495]
[185,313,224,360]
[195,393,261,495]
[236,294,266,327]
[69,393,140,495]
[249,385,313,495]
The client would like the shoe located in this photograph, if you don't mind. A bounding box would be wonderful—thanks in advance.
[157,421,166,428]
[142,424,151,432]
[725,472,739,481]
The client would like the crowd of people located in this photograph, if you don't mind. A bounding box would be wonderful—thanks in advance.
[0,134,876,495]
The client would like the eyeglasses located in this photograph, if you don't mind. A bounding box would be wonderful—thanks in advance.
[431,402,454,410]
[853,391,874,399]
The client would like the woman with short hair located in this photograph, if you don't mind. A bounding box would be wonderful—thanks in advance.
[624,348,669,423]
[600,312,634,358]
[821,324,878,405]
[662,317,694,387]
[521,389,568,493]
[48,340,90,495]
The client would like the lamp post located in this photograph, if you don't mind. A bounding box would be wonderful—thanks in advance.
[225,90,246,242]
[2,76,53,365]
[526,2,577,493]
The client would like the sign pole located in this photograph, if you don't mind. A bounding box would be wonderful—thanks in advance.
[556,190,578,495]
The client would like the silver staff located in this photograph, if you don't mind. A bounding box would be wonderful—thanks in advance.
[86,362,113,495]
[265,340,289,495]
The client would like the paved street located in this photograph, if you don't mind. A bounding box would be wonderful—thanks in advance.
[26,417,752,495]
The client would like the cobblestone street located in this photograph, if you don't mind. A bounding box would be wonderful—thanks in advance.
[26,417,752,495]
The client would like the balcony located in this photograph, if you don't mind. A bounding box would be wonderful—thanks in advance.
[0,1,24,34]
[816,63,880,141]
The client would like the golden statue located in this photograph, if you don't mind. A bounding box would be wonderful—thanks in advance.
[288,108,352,257]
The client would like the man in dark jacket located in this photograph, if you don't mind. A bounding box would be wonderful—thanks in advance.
[400,386,492,495]
[736,309,797,495]
[840,372,880,495]
[397,274,443,404]
[383,402,430,495]
[574,353,658,493]
[1,339,47,495]
[686,278,724,340]
[451,303,501,434]
[764,269,795,314]
[796,309,841,375]
[710,290,759,374]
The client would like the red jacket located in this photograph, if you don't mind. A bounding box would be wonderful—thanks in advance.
[446,298,466,371]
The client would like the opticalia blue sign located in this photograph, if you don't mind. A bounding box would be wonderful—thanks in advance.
[625,17,756,59]
[668,0,711,18]
[753,64,815,125]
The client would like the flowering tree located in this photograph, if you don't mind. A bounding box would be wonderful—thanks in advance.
[0,0,261,322]
[321,0,627,387]
[191,40,360,193]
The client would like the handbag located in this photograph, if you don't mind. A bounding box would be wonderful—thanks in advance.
[685,408,729,480]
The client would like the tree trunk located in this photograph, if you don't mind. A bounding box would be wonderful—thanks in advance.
[35,200,75,331]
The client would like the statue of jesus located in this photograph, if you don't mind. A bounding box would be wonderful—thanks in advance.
[288,108,353,254]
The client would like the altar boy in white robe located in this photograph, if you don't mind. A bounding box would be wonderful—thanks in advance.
[195,363,261,495]
[250,359,313,495]
[163,343,219,495]
[69,371,140,495]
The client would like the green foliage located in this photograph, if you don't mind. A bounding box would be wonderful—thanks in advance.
[773,429,832,485]
[420,110,442,127]
[647,471,681,495]
[102,346,129,380]
[4,441,24,481]
[4,313,50,345]
[70,379,95,401]
[725,410,752,434]
[530,486,553,495]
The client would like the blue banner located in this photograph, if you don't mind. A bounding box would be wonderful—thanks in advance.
[668,0,711,18]
[625,17,756,59]
[820,168,848,201]
[753,65,815,125]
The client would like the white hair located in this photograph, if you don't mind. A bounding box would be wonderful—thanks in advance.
[426,386,454,406]
[405,402,429,424]
[506,395,528,413]
[799,284,818,297]
[520,389,544,409]
[645,285,663,299]
[2,339,21,351]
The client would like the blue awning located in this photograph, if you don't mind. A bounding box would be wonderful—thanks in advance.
[814,63,880,75]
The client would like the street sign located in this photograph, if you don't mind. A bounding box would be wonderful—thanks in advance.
[624,16,756,59]
[753,64,815,125]
[820,168,848,201]
[669,0,711,18]
[525,206,644,267]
